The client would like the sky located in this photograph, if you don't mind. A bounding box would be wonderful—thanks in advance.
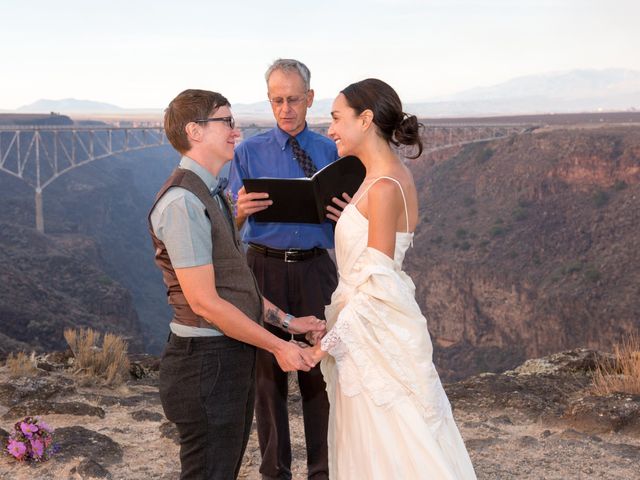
[1,0,639,110]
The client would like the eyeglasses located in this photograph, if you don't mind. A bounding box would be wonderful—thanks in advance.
[194,116,235,129]
[268,93,308,108]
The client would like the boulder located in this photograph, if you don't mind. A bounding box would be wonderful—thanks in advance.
[54,426,122,465]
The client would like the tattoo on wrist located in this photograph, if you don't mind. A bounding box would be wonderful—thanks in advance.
[265,307,282,327]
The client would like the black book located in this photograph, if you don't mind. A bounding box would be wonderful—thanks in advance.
[243,155,365,223]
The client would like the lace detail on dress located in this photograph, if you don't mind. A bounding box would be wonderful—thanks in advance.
[320,324,343,353]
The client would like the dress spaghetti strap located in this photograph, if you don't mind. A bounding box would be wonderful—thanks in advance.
[352,176,410,233]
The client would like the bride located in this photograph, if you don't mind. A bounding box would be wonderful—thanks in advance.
[308,78,477,479]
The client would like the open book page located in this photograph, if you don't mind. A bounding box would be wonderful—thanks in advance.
[313,156,365,219]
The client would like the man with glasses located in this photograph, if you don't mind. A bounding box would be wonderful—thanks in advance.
[149,89,325,479]
[228,59,339,480]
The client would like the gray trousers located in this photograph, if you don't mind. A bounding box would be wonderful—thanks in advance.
[159,333,256,480]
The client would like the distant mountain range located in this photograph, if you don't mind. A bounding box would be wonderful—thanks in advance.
[230,68,640,118]
[15,98,162,115]
[411,68,640,116]
[7,69,640,118]
[17,98,125,113]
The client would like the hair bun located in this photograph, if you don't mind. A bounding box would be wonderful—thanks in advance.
[394,114,423,157]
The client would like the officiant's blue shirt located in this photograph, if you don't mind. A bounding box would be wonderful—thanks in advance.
[228,124,339,250]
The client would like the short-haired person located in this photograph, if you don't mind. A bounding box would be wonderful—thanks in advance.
[228,60,339,480]
[149,89,325,480]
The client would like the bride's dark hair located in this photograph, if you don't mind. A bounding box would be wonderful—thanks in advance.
[341,78,423,158]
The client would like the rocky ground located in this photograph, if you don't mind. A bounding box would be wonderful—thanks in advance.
[0,349,638,479]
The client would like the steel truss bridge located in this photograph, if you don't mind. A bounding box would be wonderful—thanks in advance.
[0,123,533,233]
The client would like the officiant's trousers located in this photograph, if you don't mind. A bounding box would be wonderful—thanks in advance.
[247,247,337,480]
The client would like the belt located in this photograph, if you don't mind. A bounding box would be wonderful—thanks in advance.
[248,243,327,263]
[167,333,255,353]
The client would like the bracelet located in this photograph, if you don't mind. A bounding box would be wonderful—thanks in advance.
[282,313,293,330]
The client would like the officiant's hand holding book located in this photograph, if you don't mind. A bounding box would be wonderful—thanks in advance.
[326,192,352,222]
[242,155,365,224]
[234,187,273,228]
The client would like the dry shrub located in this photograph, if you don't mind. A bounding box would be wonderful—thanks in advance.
[64,328,130,386]
[592,334,640,395]
[5,351,37,377]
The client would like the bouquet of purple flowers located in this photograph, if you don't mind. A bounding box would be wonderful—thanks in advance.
[6,416,55,462]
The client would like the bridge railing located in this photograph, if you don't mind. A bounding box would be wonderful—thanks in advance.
[0,126,168,232]
[0,123,535,233]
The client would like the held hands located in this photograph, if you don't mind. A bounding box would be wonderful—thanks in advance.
[305,327,329,367]
[305,329,325,346]
[287,315,326,335]
[273,316,327,370]
[326,192,353,222]
[274,340,316,372]
[285,340,327,369]
[306,343,327,367]
[236,186,272,220]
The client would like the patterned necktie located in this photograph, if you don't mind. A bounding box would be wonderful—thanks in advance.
[289,136,317,177]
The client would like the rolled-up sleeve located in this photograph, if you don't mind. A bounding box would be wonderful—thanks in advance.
[152,189,213,268]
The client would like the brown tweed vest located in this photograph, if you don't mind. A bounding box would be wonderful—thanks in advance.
[148,168,263,331]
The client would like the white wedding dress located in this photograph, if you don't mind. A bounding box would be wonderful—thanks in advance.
[320,177,476,479]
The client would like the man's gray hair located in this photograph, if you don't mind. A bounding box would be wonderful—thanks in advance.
[265,59,311,91]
